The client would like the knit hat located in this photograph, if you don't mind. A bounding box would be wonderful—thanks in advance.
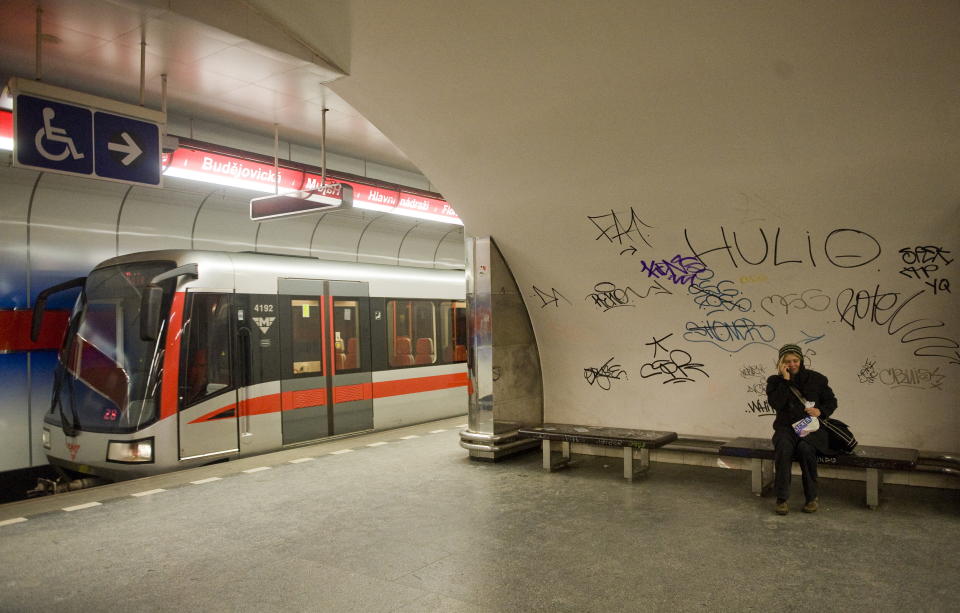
[778,343,804,364]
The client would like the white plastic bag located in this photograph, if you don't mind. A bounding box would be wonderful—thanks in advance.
[792,416,820,437]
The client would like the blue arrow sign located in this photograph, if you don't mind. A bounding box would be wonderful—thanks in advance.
[94,112,161,185]
[15,94,93,174]
[12,83,163,188]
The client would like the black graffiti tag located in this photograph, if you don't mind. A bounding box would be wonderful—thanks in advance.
[639,333,709,384]
[837,286,960,365]
[530,286,572,308]
[760,289,831,316]
[684,226,881,269]
[585,281,671,311]
[584,357,628,390]
[588,207,653,248]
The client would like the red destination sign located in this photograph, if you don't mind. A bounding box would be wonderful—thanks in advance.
[4,110,460,223]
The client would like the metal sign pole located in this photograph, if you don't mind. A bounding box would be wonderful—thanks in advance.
[273,123,279,194]
[139,27,146,106]
[321,107,327,185]
[35,7,43,81]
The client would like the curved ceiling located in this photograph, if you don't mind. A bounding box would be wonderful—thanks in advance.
[0,0,417,172]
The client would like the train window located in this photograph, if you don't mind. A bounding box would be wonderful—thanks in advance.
[387,299,436,367]
[290,299,323,375]
[333,299,361,371]
[181,294,233,407]
[439,301,467,363]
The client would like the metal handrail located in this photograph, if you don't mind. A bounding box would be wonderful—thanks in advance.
[459,429,520,443]
[459,439,537,453]
[914,465,960,478]
[918,452,960,467]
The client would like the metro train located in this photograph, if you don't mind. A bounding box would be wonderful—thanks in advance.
[34,250,468,481]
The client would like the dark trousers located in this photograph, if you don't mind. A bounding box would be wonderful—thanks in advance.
[773,428,818,502]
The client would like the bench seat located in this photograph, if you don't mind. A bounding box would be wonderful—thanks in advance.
[720,436,919,509]
[518,423,678,481]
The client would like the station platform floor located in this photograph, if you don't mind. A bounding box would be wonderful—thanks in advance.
[1,415,958,612]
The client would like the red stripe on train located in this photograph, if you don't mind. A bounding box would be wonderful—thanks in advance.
[371,372,468,398]
[185,373,466,424]
[335,383,372,403]
[160,292,186,420]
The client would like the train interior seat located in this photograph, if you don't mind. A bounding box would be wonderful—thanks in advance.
[414,337,434,365]
[344,337,359,369]
[391,336,414,367]
[454,344,467,362]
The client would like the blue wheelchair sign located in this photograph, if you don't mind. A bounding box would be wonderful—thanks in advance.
[14,91,162,186]
[15,95,93,174]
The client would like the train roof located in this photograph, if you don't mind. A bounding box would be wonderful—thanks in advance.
[94,249,466,299]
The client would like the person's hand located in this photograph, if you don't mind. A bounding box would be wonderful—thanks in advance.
[805,406,821,417]
[779,361,790,381]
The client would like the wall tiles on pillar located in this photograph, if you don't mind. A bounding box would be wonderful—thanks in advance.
[0,164,36,307]
[191,186,258,252]
[356,216,409,266]
[434,230,467,270]
[117,185,198,253]
[0,355,29,471]
[29,173,125,302]
[256,216,316,256]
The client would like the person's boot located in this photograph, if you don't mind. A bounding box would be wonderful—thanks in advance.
[775,499,788,515]
[802,498,819,513]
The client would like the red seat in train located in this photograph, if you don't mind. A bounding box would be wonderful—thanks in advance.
[391,336,414,367]
[343,337,359,370]
[454,344,467,362]
[414,337,434,365]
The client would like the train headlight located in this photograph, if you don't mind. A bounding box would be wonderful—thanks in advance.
[106,437,154,463]
[42,428,51,449]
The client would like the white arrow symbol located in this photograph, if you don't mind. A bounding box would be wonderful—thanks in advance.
[107,132,142,166]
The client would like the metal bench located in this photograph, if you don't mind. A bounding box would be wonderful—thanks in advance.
[518,423,678,481]
[719,437,919,509]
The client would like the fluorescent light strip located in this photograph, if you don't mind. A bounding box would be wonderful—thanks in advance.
[163,165,284,194]
[165,162,462,225]
[351,200,463,226]
[0,124,462,225]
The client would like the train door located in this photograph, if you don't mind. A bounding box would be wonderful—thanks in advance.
[278,279,372,444]
[177,292,240,461]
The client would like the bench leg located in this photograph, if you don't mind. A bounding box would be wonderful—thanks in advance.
[542,440,569,472]
[865,468,882,509]
[751,458,774,496]
[624,447,650,481]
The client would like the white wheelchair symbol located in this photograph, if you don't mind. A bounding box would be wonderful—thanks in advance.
[35,107,85,162]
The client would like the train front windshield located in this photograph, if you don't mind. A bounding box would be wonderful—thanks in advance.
[50,262,176,433]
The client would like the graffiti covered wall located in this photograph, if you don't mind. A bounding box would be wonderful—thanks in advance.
[522,200,959,451]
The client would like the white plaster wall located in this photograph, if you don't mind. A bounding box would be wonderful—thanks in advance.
[328,1,960,451]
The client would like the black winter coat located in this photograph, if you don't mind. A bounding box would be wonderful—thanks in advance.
[766,367,838,454]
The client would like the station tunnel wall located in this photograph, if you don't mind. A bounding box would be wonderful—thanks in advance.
[314,0,960,461]
[516,201,959,454]
[0,157,464,472]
